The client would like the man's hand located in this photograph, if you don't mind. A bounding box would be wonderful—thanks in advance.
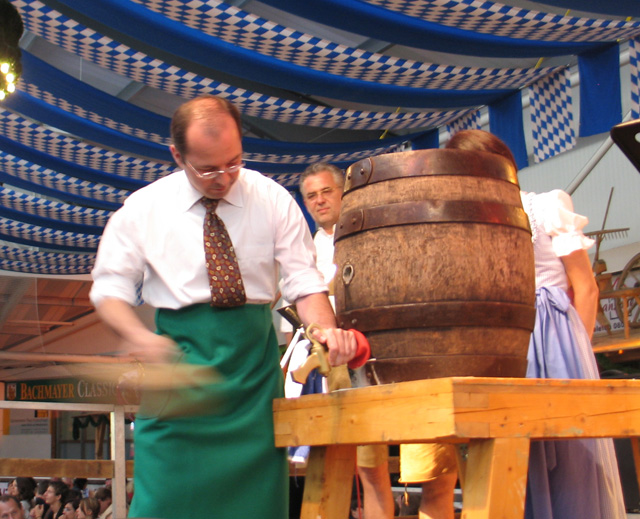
[310,326,357,366]
[295,292,359,366]
[96,298,180,363]
[124,330,180,364]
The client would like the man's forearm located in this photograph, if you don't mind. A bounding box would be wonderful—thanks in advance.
[95,297,152,343]
[294,291,336,330]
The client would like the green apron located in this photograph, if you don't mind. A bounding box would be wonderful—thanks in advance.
[128,303,287,519]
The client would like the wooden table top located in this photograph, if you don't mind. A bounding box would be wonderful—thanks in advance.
[273,377,640,447]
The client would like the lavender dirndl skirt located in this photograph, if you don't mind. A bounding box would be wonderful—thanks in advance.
[525,287,625,519]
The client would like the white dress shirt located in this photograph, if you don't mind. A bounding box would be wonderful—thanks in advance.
[279,224,336,333]
[90,168,326,309]
[312,225,337,286]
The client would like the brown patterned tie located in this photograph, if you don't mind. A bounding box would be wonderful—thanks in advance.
[201,197,246,307]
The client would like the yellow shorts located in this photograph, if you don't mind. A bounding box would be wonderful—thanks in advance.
[357,444,388,468]
[399,443,457,483]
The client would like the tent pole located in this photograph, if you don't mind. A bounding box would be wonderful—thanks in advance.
[565,111,631,195]
[565,136,615,195]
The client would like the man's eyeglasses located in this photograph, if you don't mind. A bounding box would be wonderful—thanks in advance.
[184,158,245,179]
[304,187,338,202]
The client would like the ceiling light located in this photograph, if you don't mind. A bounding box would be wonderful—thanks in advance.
[0,0,24,101]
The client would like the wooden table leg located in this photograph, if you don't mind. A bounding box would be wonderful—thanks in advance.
[462,438,530,519]
[300,444,357,519]
[630,437,640,499]
[623,297,630,339]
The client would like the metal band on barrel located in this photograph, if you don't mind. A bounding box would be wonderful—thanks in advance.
[336,301,536,332]
[335,199,530,241]
[344,149,518,192]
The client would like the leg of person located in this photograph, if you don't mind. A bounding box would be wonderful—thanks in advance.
[419,471,458,519]
[357,445,394,519]
[400,443,458,519]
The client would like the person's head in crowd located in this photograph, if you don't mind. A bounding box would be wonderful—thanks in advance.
[71,480,87,493]
[35,481,48,499]
[169,95,244,201]
[445,129,517,171]
[61,499,79,519]
[60,479,73,489]
[44,481,68,515]
[6,480,18,497]
[93,489,111,516]
[75,498,99,519]
[0,495,22,519]
[299,162,344,233]
[13,478,36,504]
[65,489,82,503]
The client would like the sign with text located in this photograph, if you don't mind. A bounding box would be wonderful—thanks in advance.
[5,378,119,404]
[8,408,49,435]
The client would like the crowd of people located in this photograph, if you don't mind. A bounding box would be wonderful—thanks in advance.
[1,478,113,519]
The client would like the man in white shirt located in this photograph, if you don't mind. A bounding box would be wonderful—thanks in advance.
[298,162,395,519]
[90,95,357,519]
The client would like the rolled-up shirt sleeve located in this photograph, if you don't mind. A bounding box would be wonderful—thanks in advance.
[90,202,146,307]
[273,187,327,304]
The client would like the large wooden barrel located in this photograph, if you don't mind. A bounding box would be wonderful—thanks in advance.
[334,149,536,385]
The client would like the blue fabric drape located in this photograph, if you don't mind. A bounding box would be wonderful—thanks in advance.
[3,91,172,162]
[410,130,440,150]
[579,43,622,137]
[0,134,145,191]
[256,0,606,57]
[489,91,528,170]
[0,170,120,212]
[52,0,514,108]
[20,52,171,140]
[534,0,640,17]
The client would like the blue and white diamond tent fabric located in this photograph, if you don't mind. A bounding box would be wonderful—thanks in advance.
[2,0,640,274]
[630,37,640,120]
[445,109,483,143]
[530,69,577,164]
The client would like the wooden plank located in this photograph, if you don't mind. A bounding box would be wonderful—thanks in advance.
[0,458,134,478]
[289,455,400,478]
[111,407,128,519]
[452,380,640,438]
[592,308,640,353]
[462,438,529,519]
[593,326,640,357]
[0,401,138,413]
[274,377,640,447]
[274,377,458,446]
[300,445,356,519]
